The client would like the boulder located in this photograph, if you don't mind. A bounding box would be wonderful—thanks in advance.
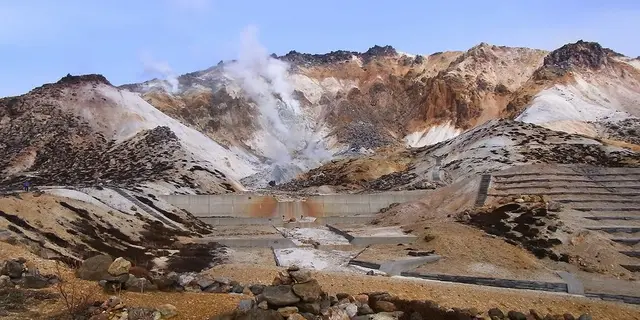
[577,314,592,320]
[530,309,544,320]
[177,273,194,286]
[125,275,158,292]
[297,302,321,315]
[231,284,244,294]
[204,282,232,293]
[507,311,527,320]
[320,306,350,320]
[249,284,266,295]
[156,304,178,319]
[344,303,358,317]
[127,307,157,320]
[261,285,301,307]
[0,259,25,278]
[353,294,369,305]
[153,274,178,291]
[215,276,232,286]
[358,304,374,315]
[197,276,216,290]
[292,279,323,302]
[289,269,313,283]
[372,300,396,313]
[273,270,294,285]
[335,293,350,300]
[108,257,132,276]
[288,314,307,320]
[563,314,575,320]
[488,308,505,319]
[77,255,113,281]
[278,306,299,317]
[21,273,56,289]
[237,299,255,312]
[0,275,12,288]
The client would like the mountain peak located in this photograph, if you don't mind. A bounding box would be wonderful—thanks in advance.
[56,73,112,86]
[543,40,612,72]
[277,45,398,66]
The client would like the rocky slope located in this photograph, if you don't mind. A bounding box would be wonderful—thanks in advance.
[278,119,640,192]
[120,40,638,189]
[2,41,639,192]
[0,74,252,194]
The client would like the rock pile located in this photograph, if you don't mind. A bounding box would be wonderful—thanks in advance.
[77,255,244,294]
[86,295,177,320]
[459,196,569,261]
[221,266,592,320]
[521,144,639,167]
[0,257,60,289]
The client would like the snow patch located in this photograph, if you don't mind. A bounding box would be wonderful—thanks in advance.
[404,122,462,148]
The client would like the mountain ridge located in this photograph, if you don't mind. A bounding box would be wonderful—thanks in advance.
[2,40,639,191]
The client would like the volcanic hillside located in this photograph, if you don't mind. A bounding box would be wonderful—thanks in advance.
[1,40,639,192]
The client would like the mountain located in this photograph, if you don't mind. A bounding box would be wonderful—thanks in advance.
[1,40,639,193]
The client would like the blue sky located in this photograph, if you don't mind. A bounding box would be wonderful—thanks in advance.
[1,0,639,97]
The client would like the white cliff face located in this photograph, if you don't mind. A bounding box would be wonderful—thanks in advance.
[404,122,462,148]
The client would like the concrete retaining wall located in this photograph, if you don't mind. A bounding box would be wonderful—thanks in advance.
[160,191,426,222]
[400,271,568,293]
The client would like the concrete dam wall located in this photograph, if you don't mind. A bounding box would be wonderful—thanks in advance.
[160,191,427,226]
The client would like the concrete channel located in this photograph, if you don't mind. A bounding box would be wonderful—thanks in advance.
[159,191,426,226]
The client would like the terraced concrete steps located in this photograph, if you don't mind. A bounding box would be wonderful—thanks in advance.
[493,185,640,191]
[612,238,640,245]
[474,175,492,207]
[488,191,640,197]
[495,178,640,184]
[585,216,640,221]
[620,265,640,272]
[620,251,640,258]
[493,172,640,178]
[586,227,640,233]
[556,199,640,204]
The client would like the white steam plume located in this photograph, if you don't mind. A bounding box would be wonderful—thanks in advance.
[139,52,180,93]
[224,25,331,182]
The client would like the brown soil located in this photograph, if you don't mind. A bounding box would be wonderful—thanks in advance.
[208,264,640,320]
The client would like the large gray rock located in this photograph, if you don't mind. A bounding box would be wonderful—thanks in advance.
[296,302,321,315]
[1,259,25,279]
[237,299,255,312]
[261,285,301,307]
[289,269,312,283]
[125,275,157,292]
[507,311,527,320]
[292,279,323,302]
[76,255,113,281]
[108,257,131,276]
[320,307,349,320]
[21,273,56,289]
